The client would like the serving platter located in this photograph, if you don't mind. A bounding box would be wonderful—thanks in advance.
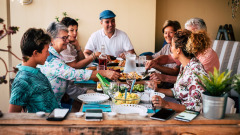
[112,104,148,114]
[77,93,109,104]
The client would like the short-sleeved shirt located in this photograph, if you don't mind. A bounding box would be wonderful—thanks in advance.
[60,43,78,63]
[85,28,134,57]
[38,46,92,104]
[171,58,208,112]
[9,65,59,113]
[196,48,219,73]
[152,44,177,69]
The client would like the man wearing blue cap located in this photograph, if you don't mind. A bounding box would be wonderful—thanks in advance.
[84,10,135,59]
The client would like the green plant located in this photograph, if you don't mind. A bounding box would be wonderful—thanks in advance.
[0,18,20,84]
[55,12,79,22]
[233,74,240,94]
[228,0,240,19]
[195,67,233,96]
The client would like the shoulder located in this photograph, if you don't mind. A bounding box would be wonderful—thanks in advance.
[189,58,207,75]
[90,29,102,38]
[116,29,128,36]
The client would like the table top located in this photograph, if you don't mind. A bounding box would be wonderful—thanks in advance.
[0,113,239,125]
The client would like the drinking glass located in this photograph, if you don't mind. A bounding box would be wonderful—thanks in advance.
[144,81,155,103]
[126,72,136,90]
[110,82,119,93]
[97,65,105,70]
[138,56,146,67]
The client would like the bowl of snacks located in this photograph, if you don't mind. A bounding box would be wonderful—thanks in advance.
[111,91,142,105]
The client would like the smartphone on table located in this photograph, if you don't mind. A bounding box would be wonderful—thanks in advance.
[46,108,69,121]
[150,108,176,121]
[85,109,103,121]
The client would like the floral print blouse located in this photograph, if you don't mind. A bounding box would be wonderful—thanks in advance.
[38,46,92,105]
[171,58,208,112]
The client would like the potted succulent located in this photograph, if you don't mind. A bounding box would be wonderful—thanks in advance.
[196,67,233,119]
[232,74,240,114]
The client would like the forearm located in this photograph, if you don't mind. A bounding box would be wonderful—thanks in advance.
[154,65,179,76]
[164,101,186,113]
[76,49,85,61]
[83,50,92,58]
[9,104,22,113]
[154,55,176,65]
[67,56,94,69]
[156,88,174,97]
[127,49,135,54]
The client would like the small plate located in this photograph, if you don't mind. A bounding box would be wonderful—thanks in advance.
[75,112,84,118]
[108,112,117,117]
[36,111,45,117]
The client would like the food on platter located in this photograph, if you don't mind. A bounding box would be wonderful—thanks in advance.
[119,72,142,81]
[112,92,141,105]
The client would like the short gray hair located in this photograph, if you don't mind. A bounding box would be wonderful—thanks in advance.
[47,22,68,39]
[184,18,207,31]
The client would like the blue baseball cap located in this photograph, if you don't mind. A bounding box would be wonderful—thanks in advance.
[99,10,116,20]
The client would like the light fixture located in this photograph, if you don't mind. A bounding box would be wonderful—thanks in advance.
[12,0,33,5]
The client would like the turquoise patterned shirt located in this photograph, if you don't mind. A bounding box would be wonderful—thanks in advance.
[9,65,59,113]
[38,46,92,104]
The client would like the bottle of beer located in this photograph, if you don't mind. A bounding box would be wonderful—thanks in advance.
[98,45,107,70]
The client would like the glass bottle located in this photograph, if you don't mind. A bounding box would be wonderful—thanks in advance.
[98,45,107,70]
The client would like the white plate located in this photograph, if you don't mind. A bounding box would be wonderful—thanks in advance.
[112,104,147,114]
[141,92,165,103]
[77,93,109,104]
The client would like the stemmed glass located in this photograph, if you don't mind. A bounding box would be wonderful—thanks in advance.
[126,72,136,92]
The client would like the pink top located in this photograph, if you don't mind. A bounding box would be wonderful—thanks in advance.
[196,48,219,73]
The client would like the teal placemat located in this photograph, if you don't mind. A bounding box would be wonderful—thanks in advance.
[82,104,111,112]
[147,109,160,113]
[74,80,97,84]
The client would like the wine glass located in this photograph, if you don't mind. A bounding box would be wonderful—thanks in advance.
[126,72,136,92]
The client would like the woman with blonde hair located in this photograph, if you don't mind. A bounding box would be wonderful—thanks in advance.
[152,29,208,112]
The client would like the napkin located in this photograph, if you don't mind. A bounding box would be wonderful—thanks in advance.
[82,104,111,112]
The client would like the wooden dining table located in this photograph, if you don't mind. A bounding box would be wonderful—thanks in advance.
[1,66,239,135]
[0,112,239,135]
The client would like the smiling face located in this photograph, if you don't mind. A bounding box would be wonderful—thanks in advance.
[164,26,175,44]
[101,18,116,34]
[52,30,69,53]
[67,25,78,42]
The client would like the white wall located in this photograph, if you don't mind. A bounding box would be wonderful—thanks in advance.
[0,0,156,112]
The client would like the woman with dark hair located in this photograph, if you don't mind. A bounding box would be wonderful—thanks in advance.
[60,17,100,69]
[152,29,208,112]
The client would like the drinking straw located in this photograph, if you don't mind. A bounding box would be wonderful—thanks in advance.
[130,79,136,94]
[125,88,128,100]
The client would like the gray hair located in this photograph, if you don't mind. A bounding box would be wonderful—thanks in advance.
[47,22,68,39]
[184,18,207,31]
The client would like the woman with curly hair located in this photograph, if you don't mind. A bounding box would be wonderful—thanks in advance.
[152,29,208,112]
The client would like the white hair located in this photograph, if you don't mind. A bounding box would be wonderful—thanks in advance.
[185,18,207,31]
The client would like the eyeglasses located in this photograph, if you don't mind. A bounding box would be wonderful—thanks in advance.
[56,35,69,42]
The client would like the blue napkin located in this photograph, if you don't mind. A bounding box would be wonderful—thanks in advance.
[82,104,111,112]
[147,109,160,113]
